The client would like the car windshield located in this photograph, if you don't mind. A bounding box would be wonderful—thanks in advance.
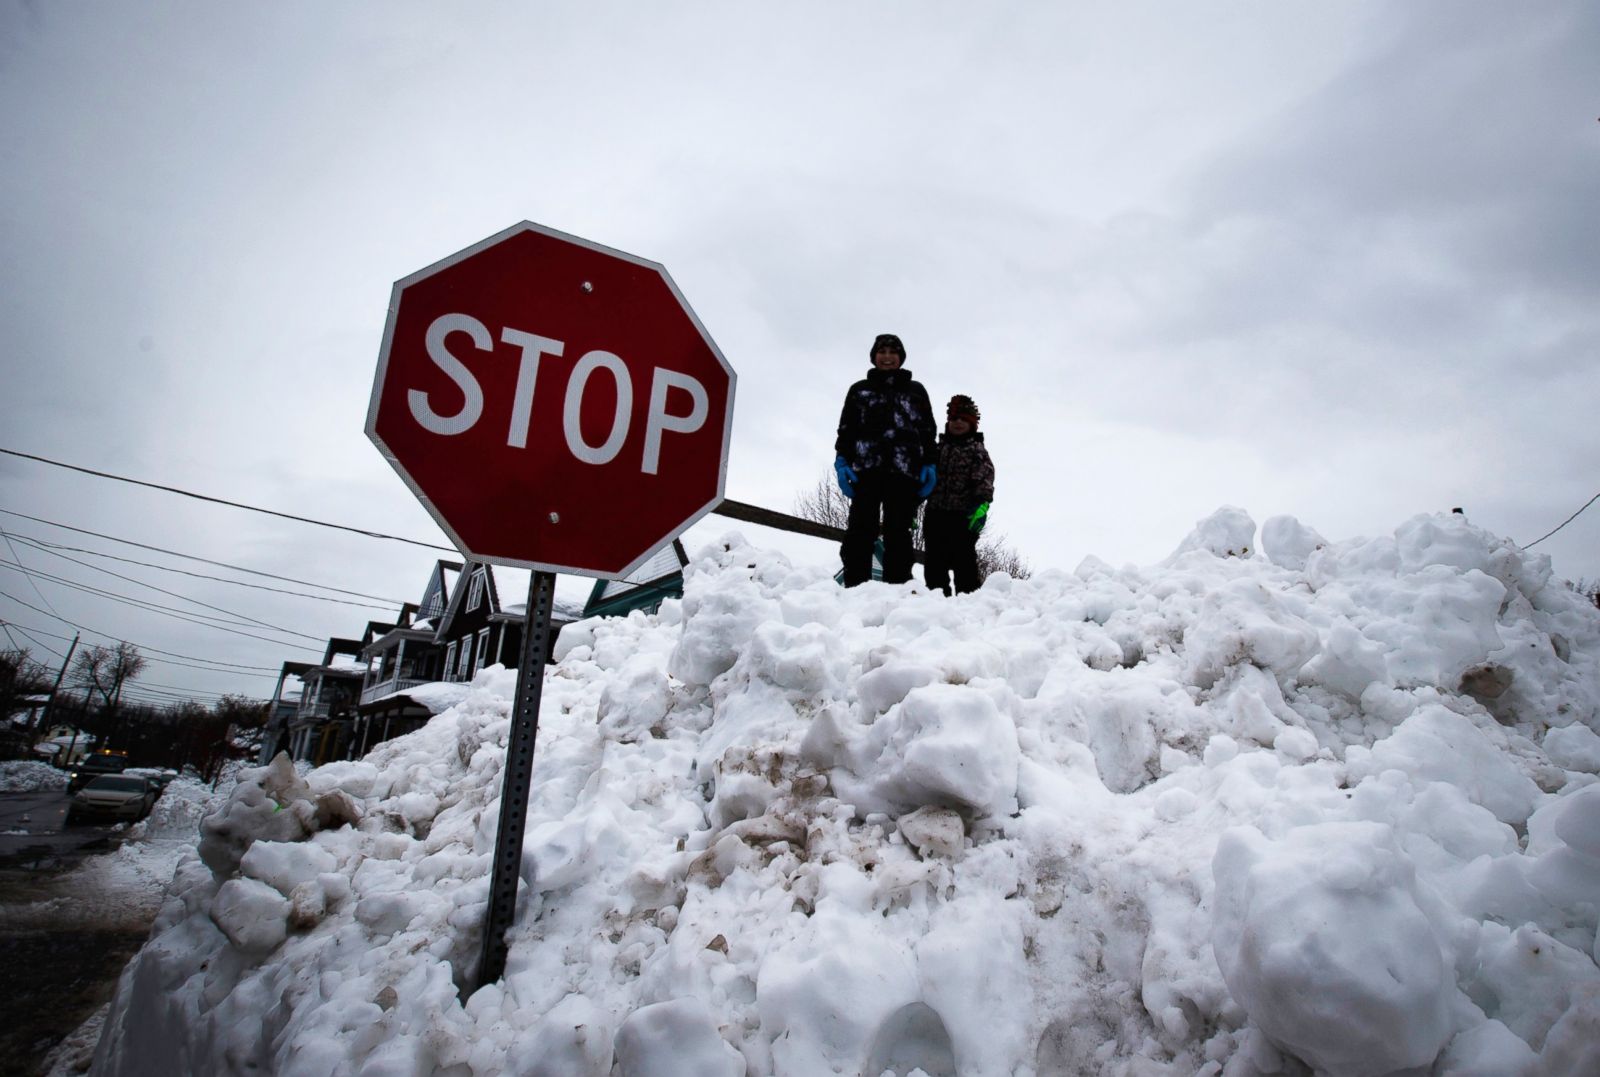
[83,756,128,771]
[85,776,146,793]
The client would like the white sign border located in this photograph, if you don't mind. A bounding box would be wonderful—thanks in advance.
[365,220,736,580]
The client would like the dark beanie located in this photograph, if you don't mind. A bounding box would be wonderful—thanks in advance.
[870,333,906,361]
[947,394,980,429]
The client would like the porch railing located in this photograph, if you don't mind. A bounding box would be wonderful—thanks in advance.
[360,676,432,706]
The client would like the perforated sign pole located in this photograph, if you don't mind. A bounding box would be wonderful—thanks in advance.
[473,569,556,993]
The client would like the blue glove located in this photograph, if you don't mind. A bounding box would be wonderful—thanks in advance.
[834,455,857,499]
[967,502,990,534]
[917,465,937,499]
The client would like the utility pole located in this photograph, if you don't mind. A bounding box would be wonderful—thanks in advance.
[33,632,79,740]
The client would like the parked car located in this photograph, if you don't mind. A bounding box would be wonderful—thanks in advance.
[66,774,155,823]
[66,750,130,793]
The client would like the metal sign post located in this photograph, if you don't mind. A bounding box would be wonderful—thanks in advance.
[473,569,557,992]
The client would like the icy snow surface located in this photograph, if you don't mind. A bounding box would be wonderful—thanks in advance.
[4,775,222,933]
[0,759,69,792]
[370,681,473,715]
[93,511,1600,1076]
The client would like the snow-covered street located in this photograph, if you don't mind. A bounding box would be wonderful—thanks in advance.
[78,509,1600,1075]
[0,769,225,1075]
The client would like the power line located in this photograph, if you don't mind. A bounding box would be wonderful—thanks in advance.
[135,679,243,696]
[0,446,455,553]
[143,656,276,678]
[120,682,234,701]
[0,509,409,605]
[0,592,286,672]
[60,680,245,707]
[0,620,75,644]
[0,528,65,620]
[7,531,399,612]
[118,686,227,703]
[115,691,218,709]
[0,561,324,650]
[1524,491,1600,550]
[2,540,329,641]
[2,621,67,660]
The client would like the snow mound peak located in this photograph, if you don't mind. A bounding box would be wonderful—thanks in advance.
[94,511,1600,1076]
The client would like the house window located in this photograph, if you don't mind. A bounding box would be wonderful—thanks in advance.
[468,570,485,611]
[457,639,472,679]
[444,642,458,682]
[475,628,491,672]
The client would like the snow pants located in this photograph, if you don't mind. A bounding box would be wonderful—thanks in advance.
[841,471,921,586]
[923,506,981,595]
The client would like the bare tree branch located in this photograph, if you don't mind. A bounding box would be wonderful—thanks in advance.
[1,648,54,723]
[74,642,147,708]
[976,533,1031,581]
[793,475,852,531]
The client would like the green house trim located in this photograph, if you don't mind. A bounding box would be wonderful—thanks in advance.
[582,539,689,619]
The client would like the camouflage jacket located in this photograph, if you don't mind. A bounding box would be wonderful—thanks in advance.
[928,431,995,512]
[834,368,938,481]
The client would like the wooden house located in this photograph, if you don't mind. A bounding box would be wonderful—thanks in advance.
[284,639,364,764]
[267,547,683,767]
[359,560,458,702]
[352,560,459,753]
[433,562,585,680]
[259,660,313,763]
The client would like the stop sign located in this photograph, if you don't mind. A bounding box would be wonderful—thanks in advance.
[367,221,735,577]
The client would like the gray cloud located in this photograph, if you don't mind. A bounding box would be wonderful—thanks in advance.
[3,2,1598,701]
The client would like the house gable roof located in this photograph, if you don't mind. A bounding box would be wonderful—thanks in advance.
[418,560,462,623]
[359,620,398,648]
[322,638,364,664]
[439,559,630,640]
[583,540,689,618]
[434,561,508,641]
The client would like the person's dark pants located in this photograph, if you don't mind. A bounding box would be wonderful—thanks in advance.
[841,471,921,586]
[923,507,981,595]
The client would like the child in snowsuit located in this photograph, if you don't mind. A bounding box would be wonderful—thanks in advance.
[923,394,995,595]
[834,333,938,586]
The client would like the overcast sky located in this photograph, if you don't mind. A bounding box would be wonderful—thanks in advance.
[1,2,1596,704]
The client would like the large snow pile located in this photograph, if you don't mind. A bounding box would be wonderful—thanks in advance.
[92,511,1600,1076]
[127,774,224,843]
[0,759,68,792]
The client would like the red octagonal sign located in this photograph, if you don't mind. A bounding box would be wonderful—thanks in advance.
[367,222,735,578]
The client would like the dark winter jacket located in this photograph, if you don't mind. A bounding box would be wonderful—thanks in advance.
[834,368,938,481]
[928,431,995,512]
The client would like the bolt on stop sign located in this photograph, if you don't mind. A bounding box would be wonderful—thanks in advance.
[367,222,736,577]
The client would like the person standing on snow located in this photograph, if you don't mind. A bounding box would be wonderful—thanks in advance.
[923,394,995,595]
[833,333,938,586]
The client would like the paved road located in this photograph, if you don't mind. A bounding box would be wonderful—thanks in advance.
[0,790,125,872]
[0,928,147,1077]
[0,790,151,1076]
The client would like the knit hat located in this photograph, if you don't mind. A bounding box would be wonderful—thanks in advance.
[870,333,906,362]
[947,394,980,429]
